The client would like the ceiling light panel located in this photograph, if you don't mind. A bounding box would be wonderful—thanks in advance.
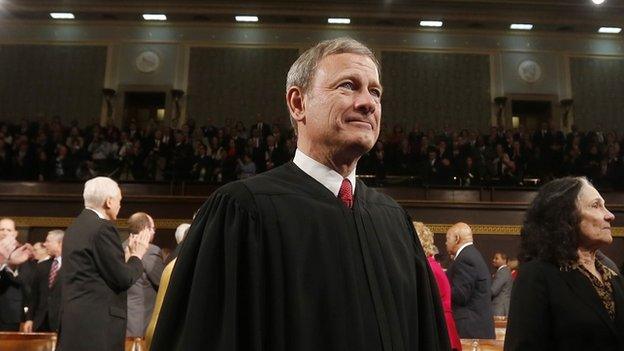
[328,18,351,24]
[420,20,443,27]
[50,13,75,19]
[143,14,167,21]
[598,27,622,33]
[235,15,259,22]
[510,23,533,30]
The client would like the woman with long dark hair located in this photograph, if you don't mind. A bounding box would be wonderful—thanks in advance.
[505,176,624,350]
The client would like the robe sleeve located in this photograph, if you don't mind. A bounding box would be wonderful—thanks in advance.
[150,182,264,351]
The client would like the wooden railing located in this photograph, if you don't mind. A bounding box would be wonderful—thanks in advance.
[0,325,505,350]
[0,332,57,351]
[0,333,146,351]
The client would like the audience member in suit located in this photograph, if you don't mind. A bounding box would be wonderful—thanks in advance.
[58,177,151,351]
[505,177,624,351]
[0,218,32,331]
[250,119,272,140]
[415,222,462,350]
[263,134,288,170]
[124,212,165,337]
[31,242,50,263]
[0,266,23,331]
[23,230,64,332]
[0,222,31,276]
[490,251,513,316]
[445,222,495,339]
[165,222,191,266]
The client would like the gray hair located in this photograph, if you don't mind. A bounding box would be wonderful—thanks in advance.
[83,176,119,209]
[175,223,191,244]
[286,37,380,132]
[47,229,65,242]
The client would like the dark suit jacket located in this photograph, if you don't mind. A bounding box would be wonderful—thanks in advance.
[58,209,143,351]
[27,258,62,332]
[447,244,495,338]
[505,259,624,351]
[0,267,25,328]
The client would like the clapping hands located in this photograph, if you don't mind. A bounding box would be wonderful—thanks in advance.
[127,228,151,260]
[0,236,32,266]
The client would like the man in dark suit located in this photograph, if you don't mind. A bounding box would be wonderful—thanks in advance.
[445,222,495,339]
[0,229,30,271]
[23,230,64,332]
[58,176,151,351]
[124,212,165,337]
[0,218,32,331]
[0,265,23,331]
[490,251,513,317]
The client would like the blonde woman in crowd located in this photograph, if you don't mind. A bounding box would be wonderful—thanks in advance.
[415,222,462,350]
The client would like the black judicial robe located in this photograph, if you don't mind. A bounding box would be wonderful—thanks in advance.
[151,162,450,351]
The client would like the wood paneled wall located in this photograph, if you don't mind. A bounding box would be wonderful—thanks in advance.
[3,182,624,268]
[570,57,624,132]
[186,47,299,126]
[380,51,492,130]
[0,45,107,124]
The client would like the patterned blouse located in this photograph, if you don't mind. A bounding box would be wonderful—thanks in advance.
[576,260,617,320]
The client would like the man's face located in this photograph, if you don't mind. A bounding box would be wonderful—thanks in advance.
[105,188,122,221]
[32,243,48,260]
[445,231,458,256]
[147,216,156,242]
[302,53,382,156]
[492,253,506,268]
[43,235,62,257]
[0,219,17,241]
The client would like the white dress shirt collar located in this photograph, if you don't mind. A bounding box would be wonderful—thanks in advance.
[455,242,473,260]
[497,264,507,272]
[293,149,356,197]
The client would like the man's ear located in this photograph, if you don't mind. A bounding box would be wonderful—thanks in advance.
[286,86,306,124]
[103,197,112,210]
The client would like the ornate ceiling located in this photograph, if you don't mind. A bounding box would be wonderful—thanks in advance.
[1,0,623,34]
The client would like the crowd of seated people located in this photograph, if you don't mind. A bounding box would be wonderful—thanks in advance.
[0,117,296,183]
[0,116,622,188]
[361,121,624,188]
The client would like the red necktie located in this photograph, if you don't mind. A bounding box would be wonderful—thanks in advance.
[338,179,353,208]
[49,259,59,288]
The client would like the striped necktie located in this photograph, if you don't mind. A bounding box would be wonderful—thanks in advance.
[48,259,60,288]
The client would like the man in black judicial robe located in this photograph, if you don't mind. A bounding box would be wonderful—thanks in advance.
[151,37,450,351]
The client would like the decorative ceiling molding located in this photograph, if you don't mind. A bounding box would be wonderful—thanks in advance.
[2,0,623,33]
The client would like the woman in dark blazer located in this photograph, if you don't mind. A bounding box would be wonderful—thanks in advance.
[505,176,624,351]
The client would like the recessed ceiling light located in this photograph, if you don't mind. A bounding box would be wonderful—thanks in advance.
[50,13,75,20]
[235,15,259,22]
[598,26,622,33]
[420,20,443,28]
[328,18,351,24]
[510,23,533,30]
[592,0,606,5]
[142,14,167,21]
